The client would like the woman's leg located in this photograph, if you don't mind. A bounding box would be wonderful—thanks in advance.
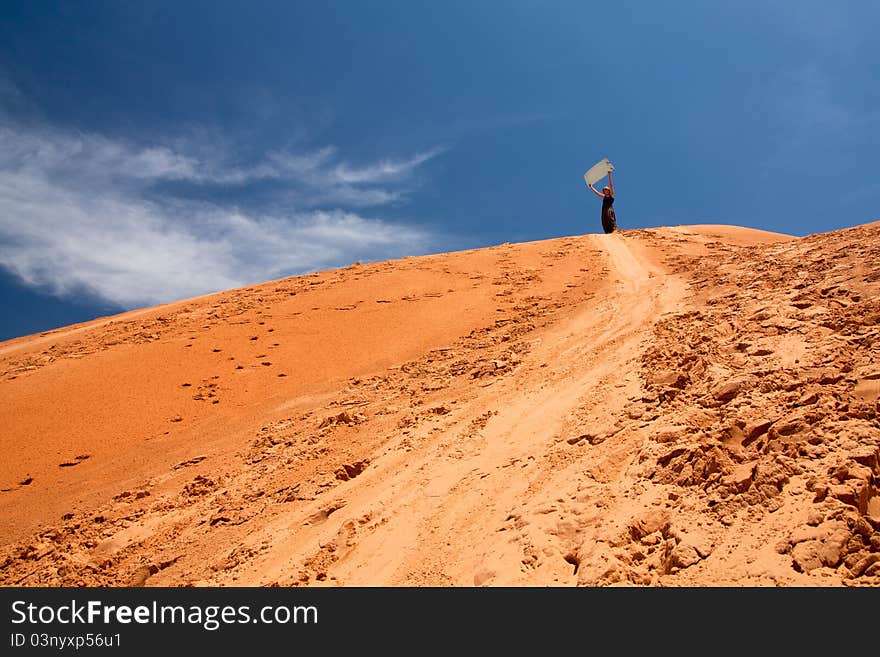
[602,210,615,234]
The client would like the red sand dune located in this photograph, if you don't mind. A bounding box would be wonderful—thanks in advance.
[1,222,878,586]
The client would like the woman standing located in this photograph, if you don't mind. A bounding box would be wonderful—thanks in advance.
[588,171,617,234]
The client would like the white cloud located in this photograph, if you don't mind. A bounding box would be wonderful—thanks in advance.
[0,125,443,307]
[0,128,200,182]
[330,148,445,184]
[0,127,442,200]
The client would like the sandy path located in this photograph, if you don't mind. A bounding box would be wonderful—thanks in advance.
[227,233,686,585]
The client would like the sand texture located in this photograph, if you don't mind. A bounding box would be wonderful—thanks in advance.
[2,222,879,587]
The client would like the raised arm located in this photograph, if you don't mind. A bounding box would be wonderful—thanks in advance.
[607,171,614,196]
[588,183,605,199]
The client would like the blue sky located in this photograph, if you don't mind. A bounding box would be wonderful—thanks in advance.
[1,1,878,340]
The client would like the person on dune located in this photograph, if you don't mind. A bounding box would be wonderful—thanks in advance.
[588,171,617,234]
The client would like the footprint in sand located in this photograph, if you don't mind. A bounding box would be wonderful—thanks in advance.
[58,454,91,468]
[173,455,207,470]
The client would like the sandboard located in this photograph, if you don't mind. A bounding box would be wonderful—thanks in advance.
[583,158,614,187]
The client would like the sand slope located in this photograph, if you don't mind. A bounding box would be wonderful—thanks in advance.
[1,222,878,587]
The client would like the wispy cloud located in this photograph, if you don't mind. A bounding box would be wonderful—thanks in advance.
[0,127,443,202]
[330,149,444,184]
[0,124,445,307]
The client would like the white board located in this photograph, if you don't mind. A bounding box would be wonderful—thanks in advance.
[583,158,614,187]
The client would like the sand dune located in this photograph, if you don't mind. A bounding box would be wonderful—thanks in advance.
[1,222,878,586]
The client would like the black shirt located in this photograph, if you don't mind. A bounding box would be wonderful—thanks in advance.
[602,194,614,213]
